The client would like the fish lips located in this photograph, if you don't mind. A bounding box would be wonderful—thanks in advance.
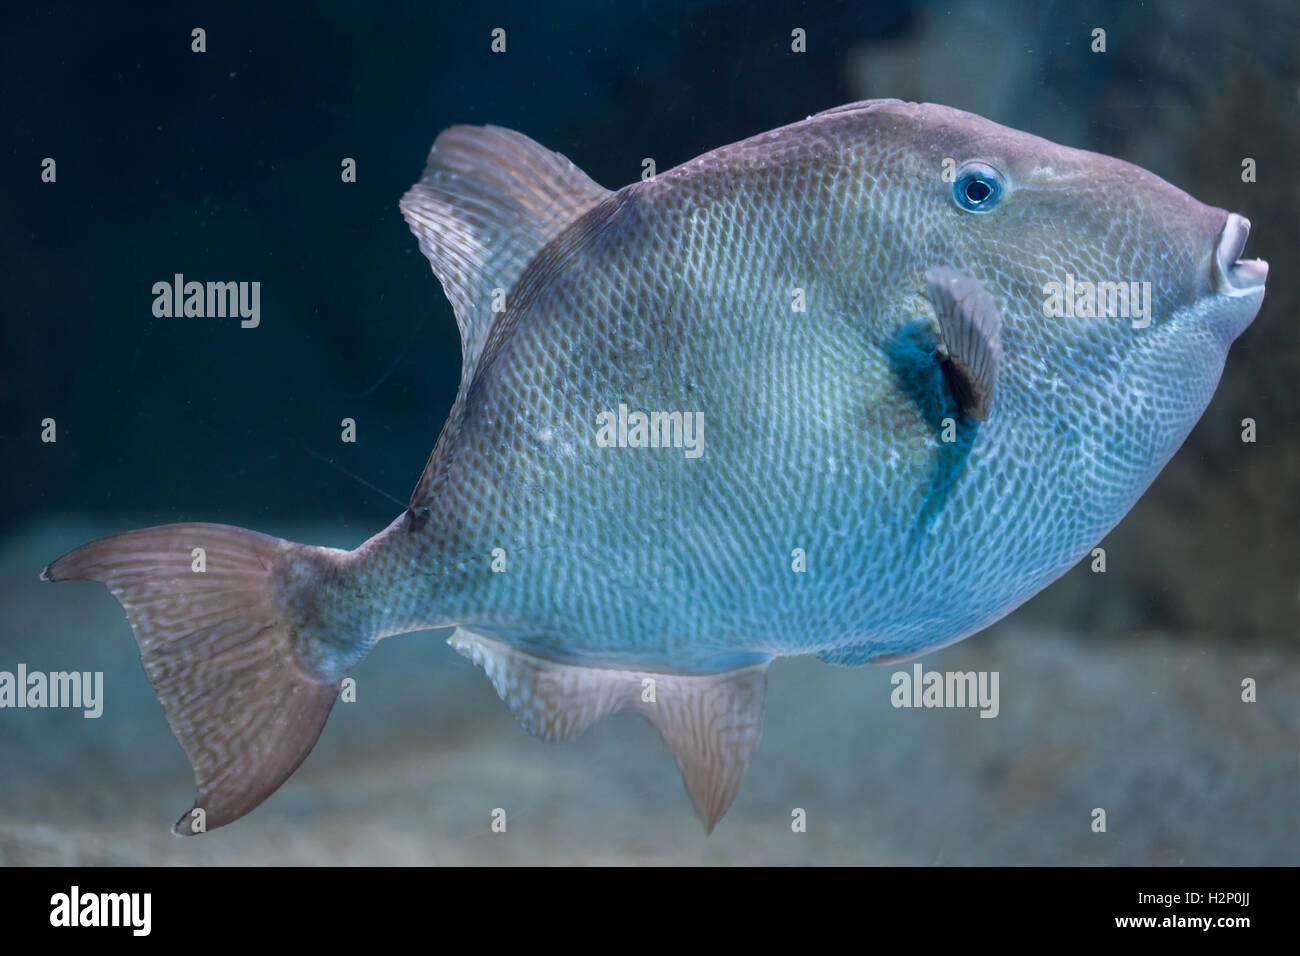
[1213,212,1269,297]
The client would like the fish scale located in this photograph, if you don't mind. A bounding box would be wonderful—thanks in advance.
[44,99,1266,833]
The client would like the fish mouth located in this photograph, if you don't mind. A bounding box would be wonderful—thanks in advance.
[1213,213,1268,297]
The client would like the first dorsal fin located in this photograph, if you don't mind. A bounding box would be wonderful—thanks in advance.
[399,126,613,383]
[449,628,769,833]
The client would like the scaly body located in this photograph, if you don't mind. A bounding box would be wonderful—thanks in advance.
[46,100,1267,833]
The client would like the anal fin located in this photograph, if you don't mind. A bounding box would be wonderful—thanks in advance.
[450,628,634,741]
[449,629,769,832]
[641,664,768,832]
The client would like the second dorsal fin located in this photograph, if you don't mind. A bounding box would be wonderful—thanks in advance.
[449,628,769,833]
[399,125,613,383]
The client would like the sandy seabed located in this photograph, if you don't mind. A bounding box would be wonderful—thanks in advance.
[2,522,1296,865]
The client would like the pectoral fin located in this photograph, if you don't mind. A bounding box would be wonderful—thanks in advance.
[450,629,769,832]
[924,267,1003,421]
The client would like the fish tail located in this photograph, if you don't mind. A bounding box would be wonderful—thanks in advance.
[43,522,360,835]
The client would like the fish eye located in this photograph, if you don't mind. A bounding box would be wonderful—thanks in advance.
[953,163,1005,213]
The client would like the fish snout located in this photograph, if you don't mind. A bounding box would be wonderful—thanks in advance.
[1213,213,1268,297]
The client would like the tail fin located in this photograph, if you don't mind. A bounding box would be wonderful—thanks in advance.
[43,523,345,835]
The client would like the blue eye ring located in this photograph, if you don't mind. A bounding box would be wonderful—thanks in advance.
[953,162,1005,212]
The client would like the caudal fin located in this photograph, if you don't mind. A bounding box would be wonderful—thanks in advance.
[43,523,343,835]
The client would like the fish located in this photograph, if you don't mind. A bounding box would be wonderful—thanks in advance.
[42,99,1268,835]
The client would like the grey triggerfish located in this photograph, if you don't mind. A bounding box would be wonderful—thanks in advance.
[44,100,1268,834]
